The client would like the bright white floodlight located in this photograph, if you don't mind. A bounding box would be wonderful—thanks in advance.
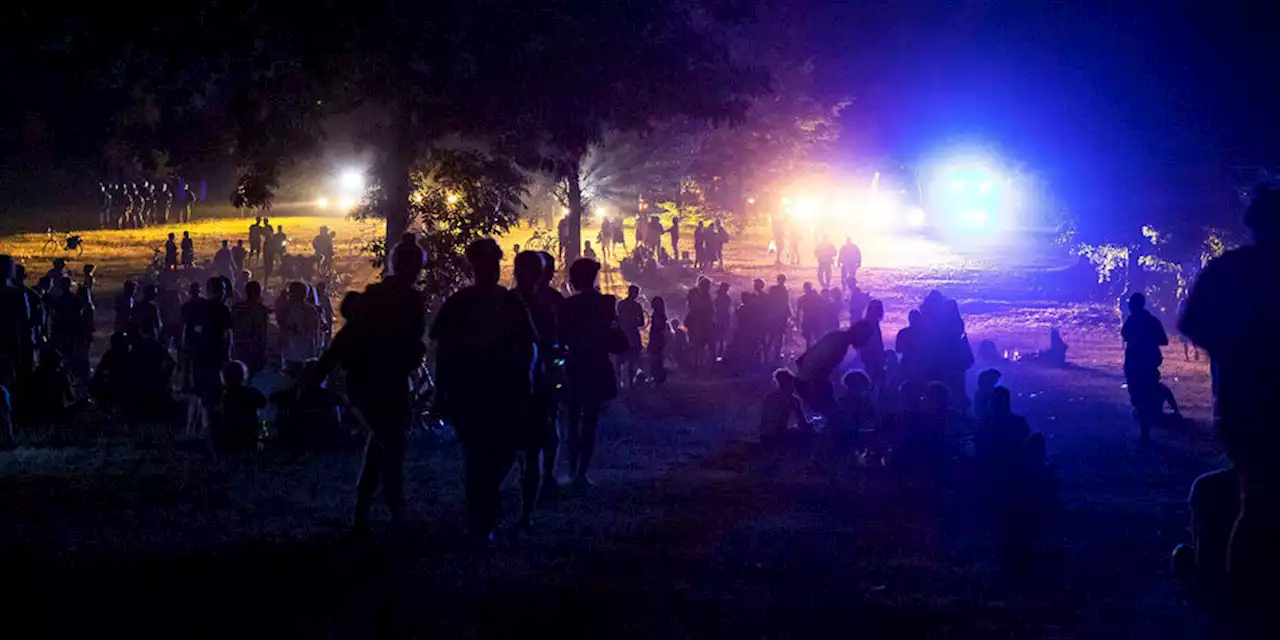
[339,168,365,192]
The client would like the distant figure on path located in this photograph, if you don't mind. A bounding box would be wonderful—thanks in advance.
[180,231,194,267]
[814,234,836,290]
[213,240,235,280]
[839,238,862,290]
[248,217,264,261]
[1121,292,1168,440]
[164,233,179,271]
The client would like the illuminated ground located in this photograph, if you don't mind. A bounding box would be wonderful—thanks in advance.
[0,217,1232,636]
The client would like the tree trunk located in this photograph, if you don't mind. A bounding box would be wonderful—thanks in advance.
[382,106,415,273]
[566,162,583,264]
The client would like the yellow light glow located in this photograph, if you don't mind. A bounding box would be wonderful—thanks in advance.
[446,193,459,204]
[411,192,424,204]
[593,206,606,218]
[561,207,570,216]
[338,197,356,210]
[746,197,756,205]
[781,197,792,207]
[316,197,329,209]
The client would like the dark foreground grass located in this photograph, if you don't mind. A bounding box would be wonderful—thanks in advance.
[0,360,1248,638]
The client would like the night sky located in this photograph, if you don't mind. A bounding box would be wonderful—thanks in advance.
[807,1,1278,224]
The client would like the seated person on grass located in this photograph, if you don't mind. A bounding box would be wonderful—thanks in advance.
[760,368,811,445]
[1172,467,1239,592]
[26,346,74,423]
[272,359,345,450]
[213,360,266,453]
[90,332,131,410]
[837,370,875,446]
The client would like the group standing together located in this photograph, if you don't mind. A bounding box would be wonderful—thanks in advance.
[99,179,201,229]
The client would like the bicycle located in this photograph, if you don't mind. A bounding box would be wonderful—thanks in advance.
[42,228,85,258]
[525,227,561,259]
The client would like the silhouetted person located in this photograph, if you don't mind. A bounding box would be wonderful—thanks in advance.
[794,322,873,419]
[231,240,248,274]
[91,332,131,409]
[617,284,645,388]
[262,225,280,282]
[797,282,824,349]
[231,281,270,375]
[180,231,194,267]
[132,284,163,340]
[1173,467,1239,592]
[837,370,874,447]
[114,280,138,334]
[183,277,233,435]
[839,237,862,288]
[512,251,559,524]
[862,299,887,394]
[1121,292,1168,440]
[649,296,669,385]
[12,264,42,378]
[311,235,427,532]
[213,360,265,453]
[896,309,923,383]
[278,281,322,378]
[558,258,621,488]
[760,368,809,445]
[713,282,732,359]
[164,233,179,270]
[0,256,31,383]
[687,277,716,368]
[248,217,264,261]
[1180,184,1280,601]
[973,368,1002,421]
[668,215,681,258]
[432,239,536,544]
[534,251,566,489]
[765,275,791,362]
[1041,327,1069,366]
[814,234,836,290]
[128,328,176,414]
[28,346,73,422]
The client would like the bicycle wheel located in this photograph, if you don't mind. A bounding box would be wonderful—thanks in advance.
[42,239,57,255]
[74,243,85,258]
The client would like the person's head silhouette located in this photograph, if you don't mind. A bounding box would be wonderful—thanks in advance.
[514,250,543,290]
[465,238,503,286]
[1129,292,1146,312]
[391,234,425,280]
[569,258,601,293]
[627,284,640,299]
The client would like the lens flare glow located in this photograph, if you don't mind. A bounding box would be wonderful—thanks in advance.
[338,197,357,211]
[907,207,927,228]
[446,193,459,204]
[339,169,365,192]
[316,197,329,209]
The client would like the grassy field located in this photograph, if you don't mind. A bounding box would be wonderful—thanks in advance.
[0,215,1239,637]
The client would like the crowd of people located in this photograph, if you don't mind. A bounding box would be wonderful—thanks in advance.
[3,185,1278,610]
[98,179,202,229]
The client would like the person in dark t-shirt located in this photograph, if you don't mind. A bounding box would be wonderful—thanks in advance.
[432,239,537,544]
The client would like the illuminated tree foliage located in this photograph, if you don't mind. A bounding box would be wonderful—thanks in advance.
[355,148,528,305]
